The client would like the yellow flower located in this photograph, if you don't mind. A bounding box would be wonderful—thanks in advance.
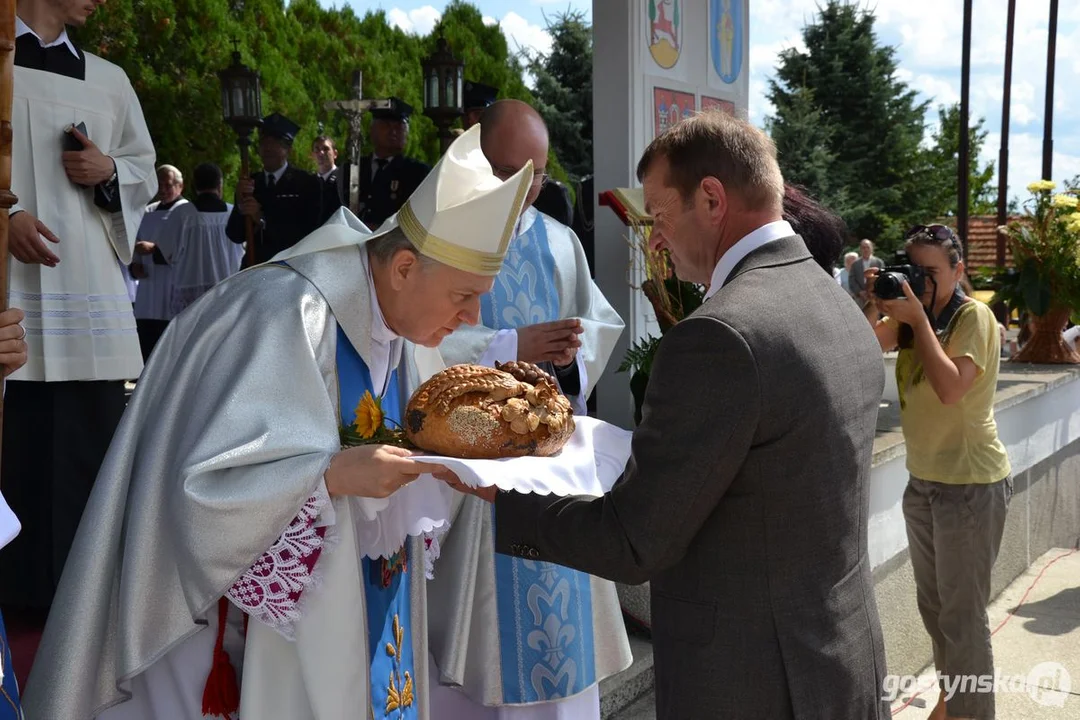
[353,391,384,439]
[1052,194,1079,209]
[1028,179,1058,193]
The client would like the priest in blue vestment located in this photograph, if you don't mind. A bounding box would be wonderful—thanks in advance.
[21,125,534,720]
[430,100,630,720]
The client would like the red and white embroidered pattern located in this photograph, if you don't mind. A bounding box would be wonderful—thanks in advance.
[226,492,329,639]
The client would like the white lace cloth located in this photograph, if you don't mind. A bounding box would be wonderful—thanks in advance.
[349,477,453,559]
[412,416,632,497]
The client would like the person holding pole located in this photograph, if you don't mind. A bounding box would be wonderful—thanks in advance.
[3,0,157,621]
[226,113,336,267]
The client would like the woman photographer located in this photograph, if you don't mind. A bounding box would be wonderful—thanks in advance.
[868,225,1010,720]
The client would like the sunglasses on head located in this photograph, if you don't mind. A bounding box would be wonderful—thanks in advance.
[905,224,963,254]
[905,224,956,242]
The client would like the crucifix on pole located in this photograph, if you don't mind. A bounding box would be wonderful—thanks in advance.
[324,71,392,217]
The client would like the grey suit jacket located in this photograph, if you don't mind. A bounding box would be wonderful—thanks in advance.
[495,236,889,719]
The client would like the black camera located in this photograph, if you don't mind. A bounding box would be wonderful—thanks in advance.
[874,264,926,300]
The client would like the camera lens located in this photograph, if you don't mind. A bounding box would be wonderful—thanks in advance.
[875,273,901,300]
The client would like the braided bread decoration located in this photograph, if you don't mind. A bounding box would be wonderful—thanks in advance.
[404,361,575,458]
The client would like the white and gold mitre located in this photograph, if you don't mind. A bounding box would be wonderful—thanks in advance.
[270,124,532,273]
[388,124,533,276]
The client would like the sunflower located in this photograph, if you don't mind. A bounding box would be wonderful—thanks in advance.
[353,391,385,439]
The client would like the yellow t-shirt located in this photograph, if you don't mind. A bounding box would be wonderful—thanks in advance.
[892,301,1011,484]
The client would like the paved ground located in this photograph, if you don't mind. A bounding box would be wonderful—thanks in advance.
[614,547,1080,719]
[888,547,1080,720]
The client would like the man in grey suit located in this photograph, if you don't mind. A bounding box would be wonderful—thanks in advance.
[444,112,890,719]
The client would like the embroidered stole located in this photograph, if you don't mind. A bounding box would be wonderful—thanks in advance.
[479,217,598,702]
[336,327,416,718]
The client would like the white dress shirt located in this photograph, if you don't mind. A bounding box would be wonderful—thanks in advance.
[265,162,288,186]
[370,155,395,181]
[704,220,795,300]
[16,16,79,56]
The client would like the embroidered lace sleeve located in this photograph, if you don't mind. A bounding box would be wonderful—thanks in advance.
[225,487,333,640]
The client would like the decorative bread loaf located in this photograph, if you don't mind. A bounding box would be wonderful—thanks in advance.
[404,361,575,458]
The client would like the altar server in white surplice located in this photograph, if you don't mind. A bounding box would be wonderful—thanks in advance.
[2,0,156,614]
[132,165,187,361]
[153,163,244,314]
[21,125,535,720]
[430,100,630,720]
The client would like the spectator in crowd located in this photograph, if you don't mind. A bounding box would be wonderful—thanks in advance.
[850,238,884,306]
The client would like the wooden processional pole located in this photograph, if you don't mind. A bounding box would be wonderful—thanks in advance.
[240,140,255,267]
[0,0,19,452]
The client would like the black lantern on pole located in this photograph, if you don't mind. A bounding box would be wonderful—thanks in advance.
[218,48,262,267]
[422,35,464,154]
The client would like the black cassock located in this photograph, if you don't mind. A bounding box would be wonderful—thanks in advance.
[1,34,133,610]
[226,165,340,267]
[355,154,430,230]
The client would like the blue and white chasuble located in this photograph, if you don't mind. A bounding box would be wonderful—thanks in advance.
[337,328,418,719]
[428,209,630,717]
[481,217,599,703]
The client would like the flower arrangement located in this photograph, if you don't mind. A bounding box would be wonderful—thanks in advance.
[990,180,1080,363]
[597,187,706,423]
[616,222,704,424]
[339,391,414,448]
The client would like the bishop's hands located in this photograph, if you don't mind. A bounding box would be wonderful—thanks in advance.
[0,308,28,378]
[517,319,583,368]
[325,444,449,499]
[61,127,117,187]
[237,177,263,223]
[9,211,61,266]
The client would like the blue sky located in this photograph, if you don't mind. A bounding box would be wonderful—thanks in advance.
[338,0,1080,198]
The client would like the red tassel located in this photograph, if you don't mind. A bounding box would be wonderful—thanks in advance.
[202,597,240,720]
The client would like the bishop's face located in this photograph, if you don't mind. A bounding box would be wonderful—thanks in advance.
[381,251,494,348]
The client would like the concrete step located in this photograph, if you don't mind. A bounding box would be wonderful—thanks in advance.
[600,631,654,719]
[611,690,656,719]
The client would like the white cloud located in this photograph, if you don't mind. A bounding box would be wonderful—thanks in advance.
[747,0,1079,201]
[985,131,1080,191]
[499,11,552,57]
[1012,104,1037,126]
[386,5,440,35]
[384,6,551,63]
[911,74,959,107]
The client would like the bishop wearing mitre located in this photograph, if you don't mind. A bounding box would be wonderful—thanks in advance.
[22,125,534,720]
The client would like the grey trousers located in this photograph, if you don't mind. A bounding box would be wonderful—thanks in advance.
[903,476,1010,720]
